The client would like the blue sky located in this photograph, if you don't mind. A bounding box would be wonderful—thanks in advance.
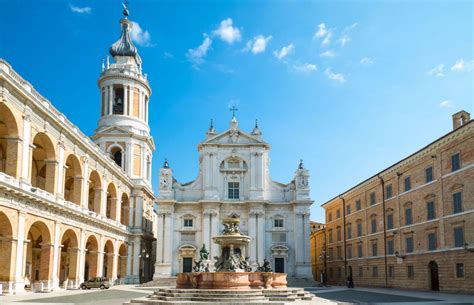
[1,0,472,222]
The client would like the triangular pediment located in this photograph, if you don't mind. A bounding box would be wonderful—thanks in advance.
[202,128,268,146]
[94,125,131,135]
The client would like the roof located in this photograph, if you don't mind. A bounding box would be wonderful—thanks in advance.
[321,119,473,207]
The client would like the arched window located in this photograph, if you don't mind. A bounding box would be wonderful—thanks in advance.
[110,146,124,168]
[113,85,124,115]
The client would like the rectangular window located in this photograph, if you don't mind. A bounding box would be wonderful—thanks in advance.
[387,240,394,255]
[405,207,412,225]
[337,227,341,241]
[328,248,333,260]
[387,214,393,230]
[358,266,363,277]
[347,245,352,259]
[451,153,460,172]
[407,265,414,278]
[371,219,377,233]
[356,200,361,211]
[370,192,376,205]
[453,192,463,214]
[346,205,351,215]
[428,233,437,251]
[456,263,465,278]
[386,185,393,199]
[336,209,341,219]
[228,182,239,199]
[357,223,362,237]
[406,236,414,253]
[184,219,193,228]
[274,219,284,228]
[372,242,377,256]
[347,225,352,239]
[372,266,378,277]
[427,201,436,220]
[357,243,363,258]
[388,265,395,278]
[328,230,333,243]
[337,246,342,259]
[337,267,342,278]
[328,213,332,222]
[454,227,464,247]
[271,233,287,243]
[425,166,433,183]
[404,176,411,192]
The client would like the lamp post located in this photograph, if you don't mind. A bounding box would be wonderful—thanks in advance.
[138,249,150,284]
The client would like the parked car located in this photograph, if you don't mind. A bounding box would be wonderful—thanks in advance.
[80,277,110,290]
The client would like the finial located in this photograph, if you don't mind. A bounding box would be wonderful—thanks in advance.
[210,119,214,129]
[229,106,238,118]
[101,59,105,72]
[255,119,258,128]
[122,0,129,18]
[106,56,110,68]
[163,158,169,169]
[298,159,304,169]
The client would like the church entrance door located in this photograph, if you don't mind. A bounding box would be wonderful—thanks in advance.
[274,258,285,273]
[428,261,439,291]
[183,257,193,273]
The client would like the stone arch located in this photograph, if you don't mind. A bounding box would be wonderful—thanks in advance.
[25,220,53,286]
[31,132,56,193]
[106,183,118,220]
[0,103,20,177]
[58,229,79,286]
[120,193,130,226]
[103,240,114,279]
[84,234,99,281]
[0,211,15,282]
[108,144,124,168]
[64,154,82,205]
[88,170,102,213]
[118,243,128,281]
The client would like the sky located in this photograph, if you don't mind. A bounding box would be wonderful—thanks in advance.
[0,0,473,222]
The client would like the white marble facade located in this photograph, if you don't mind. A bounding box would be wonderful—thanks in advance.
[154,116,313,279]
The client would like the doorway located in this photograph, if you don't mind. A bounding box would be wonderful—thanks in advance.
[274,258,285,273]
[428,261,439,291]
[183,257,193,273]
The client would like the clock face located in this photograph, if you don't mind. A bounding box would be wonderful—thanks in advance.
[160,174,170,188]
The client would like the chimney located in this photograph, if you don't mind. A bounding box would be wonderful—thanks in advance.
[452,110,470,130]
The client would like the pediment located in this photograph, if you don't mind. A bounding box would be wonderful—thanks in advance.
[94,125,131,135]
[202,129,268,146]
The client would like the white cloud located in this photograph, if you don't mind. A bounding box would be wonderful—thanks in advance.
[360,57,374,65]
[344,22,358,32]
[439,100,453,108]
[451,58,474,72]
[427,64,444,77]
[163,52,174,59]
[212,18,241,44]
[293,63,317,74]
[320,50,335,58]
[337,34,351,47]
[274,44,294,60]
[186,35,213,67]
[314,23,328,38]
[325,68,346,83]
[130,21,153,47]
[70,5,91,14]
[244,35,272,54]
[322,32,332,46]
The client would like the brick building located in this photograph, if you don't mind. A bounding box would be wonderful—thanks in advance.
[320,111,473,293]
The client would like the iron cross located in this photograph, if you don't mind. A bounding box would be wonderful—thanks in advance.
[230,106,238,118]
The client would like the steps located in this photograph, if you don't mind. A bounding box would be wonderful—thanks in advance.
[124,287,316,304]
[141,277,177,287]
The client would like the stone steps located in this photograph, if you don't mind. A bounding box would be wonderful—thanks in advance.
[141,277,177,287]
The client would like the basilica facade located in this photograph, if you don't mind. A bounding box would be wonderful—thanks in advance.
[154,116,313,279]
[0,8,155,294]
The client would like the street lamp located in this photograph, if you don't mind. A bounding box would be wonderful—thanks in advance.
[138,249,150,283]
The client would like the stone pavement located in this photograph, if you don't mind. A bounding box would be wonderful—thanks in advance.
[1,284,473,305]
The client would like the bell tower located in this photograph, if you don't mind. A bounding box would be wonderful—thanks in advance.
[93,5,154,186]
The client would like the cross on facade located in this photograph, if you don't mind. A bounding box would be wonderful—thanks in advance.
[230,106,238,118]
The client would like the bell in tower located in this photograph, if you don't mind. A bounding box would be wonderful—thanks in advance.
[92,4,155,187]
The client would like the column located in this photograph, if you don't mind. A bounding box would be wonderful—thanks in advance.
[132,239,141,281]
[153,212,173,278]
[108,86,113,115]
[129,198,135,228]
[78,229,86,285]
[51,221,61,290]
[125,143,132,176]
[81,157,89,208]
[294,213,303,264]
[202,212,210,251]
[98,236,104,277]
[134,196,143,229]
[124,86,129,116]
[14,212,26,293]
[112,252,119,284]
[20,114,31,182]
[139,91,143,120]
[126,243,133,283]
[210,212,219,260]
[116,190,122,224]
[248,213,257,265]
[100,176,107,215]
[56,143,65,196]
[256,212,265,263]
[103,86,108,116]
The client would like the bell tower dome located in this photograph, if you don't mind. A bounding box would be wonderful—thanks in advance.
[93,5,154,187]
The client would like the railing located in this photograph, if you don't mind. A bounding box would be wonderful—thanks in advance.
[0,172,127,232]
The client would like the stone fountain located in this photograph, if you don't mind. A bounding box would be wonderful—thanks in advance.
[175,216,287,290]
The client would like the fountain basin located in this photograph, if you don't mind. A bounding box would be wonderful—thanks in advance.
[176,272,287,289]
